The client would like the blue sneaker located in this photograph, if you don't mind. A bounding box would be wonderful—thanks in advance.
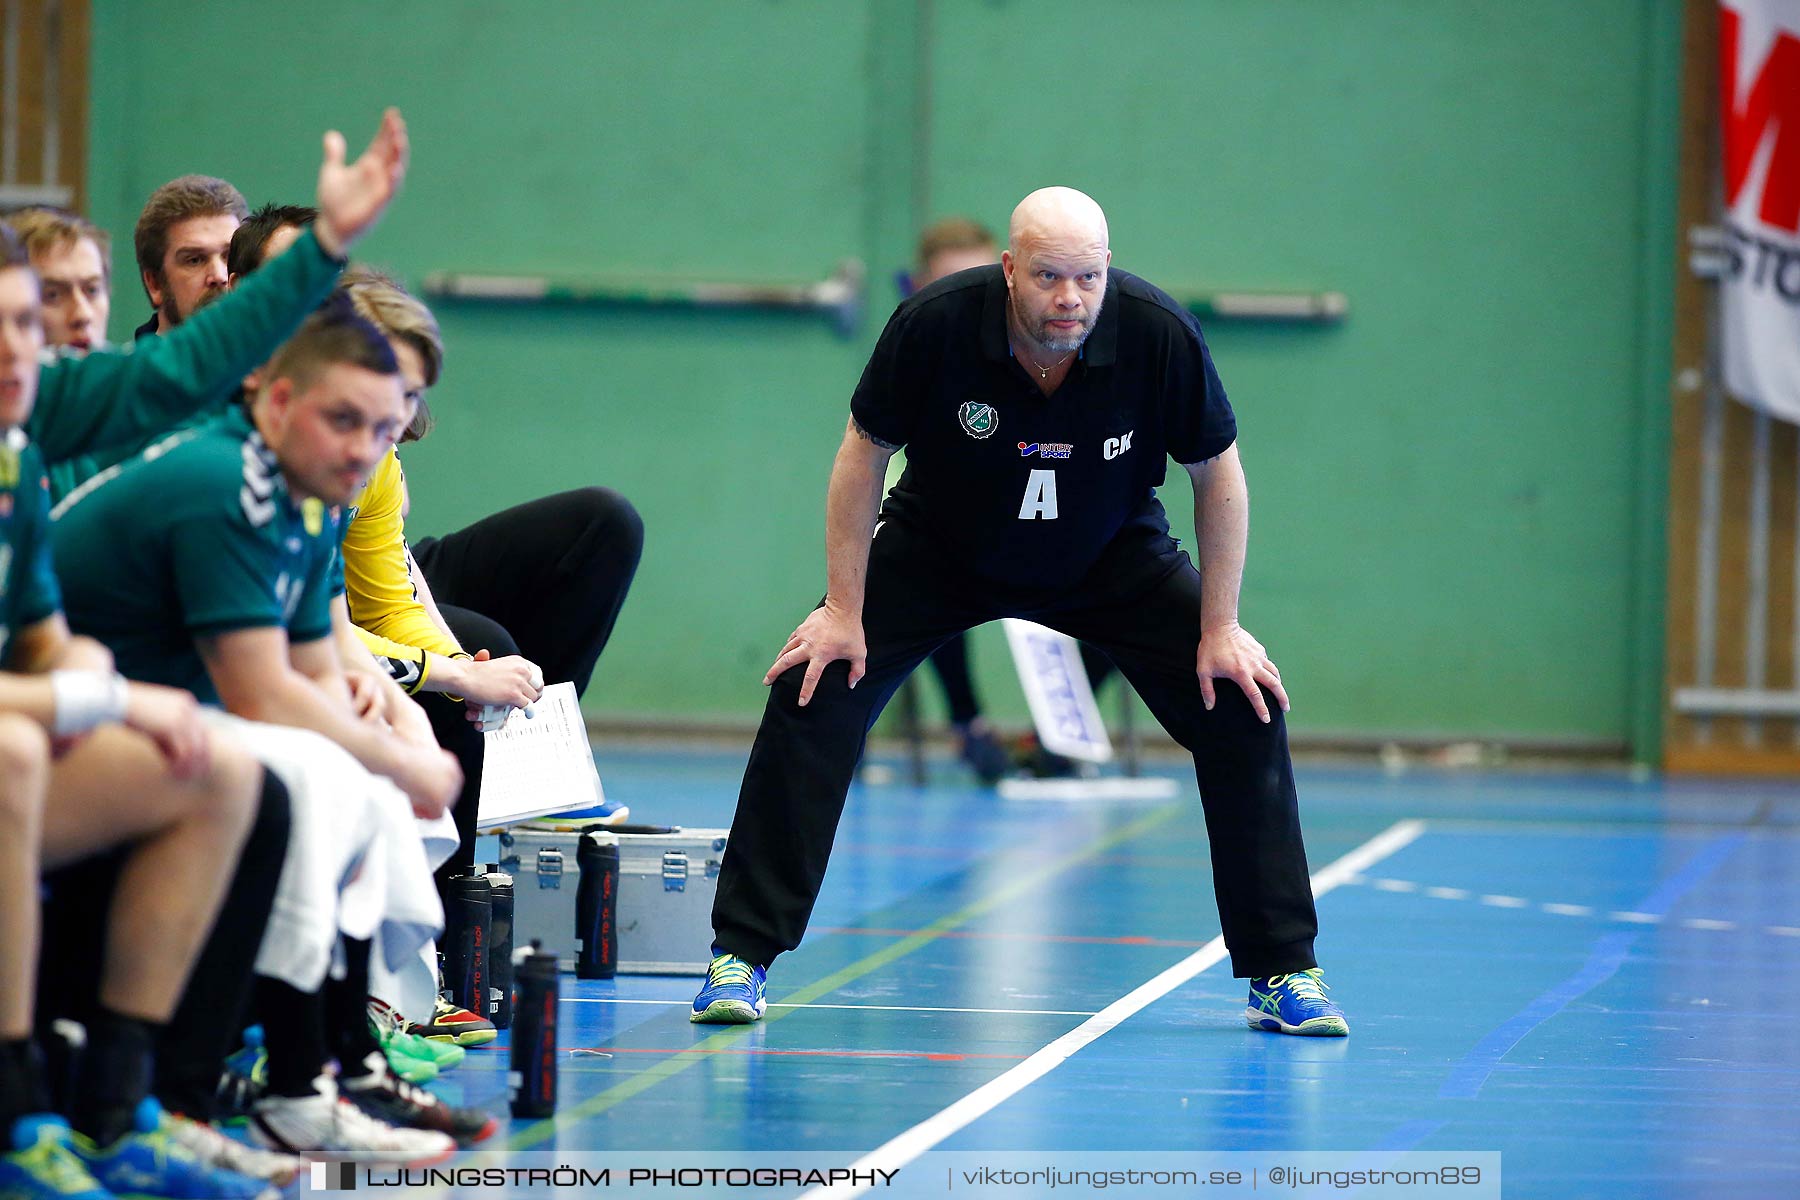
[0,1116,111,1200]
[70,1099,274,1199]
[213,1028,267,1123]
[690,950,767,1024]
[1246,969,1349,1036]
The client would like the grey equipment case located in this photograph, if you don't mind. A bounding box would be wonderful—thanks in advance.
[497,823,726,975]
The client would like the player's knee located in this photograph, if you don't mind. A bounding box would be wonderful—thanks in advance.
[197,734,263,841]
[0,714,51,825]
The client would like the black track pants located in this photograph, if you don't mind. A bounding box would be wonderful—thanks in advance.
[711,523,1319,978]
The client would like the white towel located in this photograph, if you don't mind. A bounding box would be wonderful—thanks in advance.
[201,713,445,992]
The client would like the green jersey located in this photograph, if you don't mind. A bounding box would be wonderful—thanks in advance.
[27,226,343,503]
[52,408,341,702]
[0,431,61,667]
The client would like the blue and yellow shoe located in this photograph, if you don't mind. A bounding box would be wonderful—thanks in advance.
[212,1028,267,1124]
[1246,969,1349,1036]
[70,1099,274,1199]
[689,950,767,1024]
[0,1116,111,1200]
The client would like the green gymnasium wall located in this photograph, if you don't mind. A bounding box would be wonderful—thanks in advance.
[85,1,1681,753]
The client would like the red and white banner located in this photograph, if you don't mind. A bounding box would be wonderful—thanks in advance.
[1719,1,1800,423]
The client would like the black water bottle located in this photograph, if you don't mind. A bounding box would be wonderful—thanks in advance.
[575,832,619,979]
[483,868,515,1030]
[444,874,492,1017]
[509,941,559,1119]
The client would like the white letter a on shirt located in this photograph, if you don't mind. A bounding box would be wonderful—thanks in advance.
[1018,469,1059,520]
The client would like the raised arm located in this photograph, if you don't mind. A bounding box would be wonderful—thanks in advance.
[28,110,410,468]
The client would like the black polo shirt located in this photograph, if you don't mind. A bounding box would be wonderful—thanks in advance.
[851,264,1236,592]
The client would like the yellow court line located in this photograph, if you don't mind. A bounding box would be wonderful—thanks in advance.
[504,802,1182,1150]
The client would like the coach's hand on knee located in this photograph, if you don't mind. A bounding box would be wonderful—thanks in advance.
[122,681,211,780]
[765,602,867,707]
[1196,621,1289,724]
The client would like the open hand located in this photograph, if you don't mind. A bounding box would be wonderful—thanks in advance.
[313,108,409,257]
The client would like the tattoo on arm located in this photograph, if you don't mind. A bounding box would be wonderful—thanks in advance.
[850,416,901,452]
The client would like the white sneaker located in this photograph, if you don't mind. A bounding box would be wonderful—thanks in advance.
[161,1111,306,1185]
[249,1076,455,1162]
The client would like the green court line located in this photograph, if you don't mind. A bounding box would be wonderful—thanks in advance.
[505,802,1183,1150]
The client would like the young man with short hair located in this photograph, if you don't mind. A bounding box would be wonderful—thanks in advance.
[53,304,487,1154]
[1,208,110,354]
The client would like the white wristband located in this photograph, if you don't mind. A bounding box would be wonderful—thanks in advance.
[49,671,130,736]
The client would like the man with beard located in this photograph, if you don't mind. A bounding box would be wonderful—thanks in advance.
[133,176,246,338]
[693,187,1346,1039]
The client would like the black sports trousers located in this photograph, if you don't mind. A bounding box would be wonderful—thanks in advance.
[411,487,643,700]
[711,520,1319,979]
[412,487,643,888]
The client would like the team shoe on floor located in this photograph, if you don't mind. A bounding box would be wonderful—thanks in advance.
[1,1115,110,1200]
[367,999,461,1081]
[690,950,767,1024]
[408,996,496,1047]
[70,1098,275,1199]
[213,1029,268,1120]
[1246,969,1350,1037]
[248,1076,454,1162]
[159,1110,305,1187]
[340,1056,496,1147]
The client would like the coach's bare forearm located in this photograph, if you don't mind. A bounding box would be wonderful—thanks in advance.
[823,416,897,617]
[1191,443,1251,630]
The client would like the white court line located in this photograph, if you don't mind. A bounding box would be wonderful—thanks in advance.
[797,819,1427,1200]
[561,998,1099,1018]
[1542,902,1596,917]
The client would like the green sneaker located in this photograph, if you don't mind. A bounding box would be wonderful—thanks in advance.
[381,1038,437,1084]
[368,999,462,1076]
[1,1116,110,1200]
[395,1029,462,1071]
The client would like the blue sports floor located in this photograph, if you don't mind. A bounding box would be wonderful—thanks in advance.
[413,745,1800,1199]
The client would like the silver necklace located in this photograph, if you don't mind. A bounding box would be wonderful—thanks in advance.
[1020,347,1073,379]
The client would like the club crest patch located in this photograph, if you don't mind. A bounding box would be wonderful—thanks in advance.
[958,401,998,439]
